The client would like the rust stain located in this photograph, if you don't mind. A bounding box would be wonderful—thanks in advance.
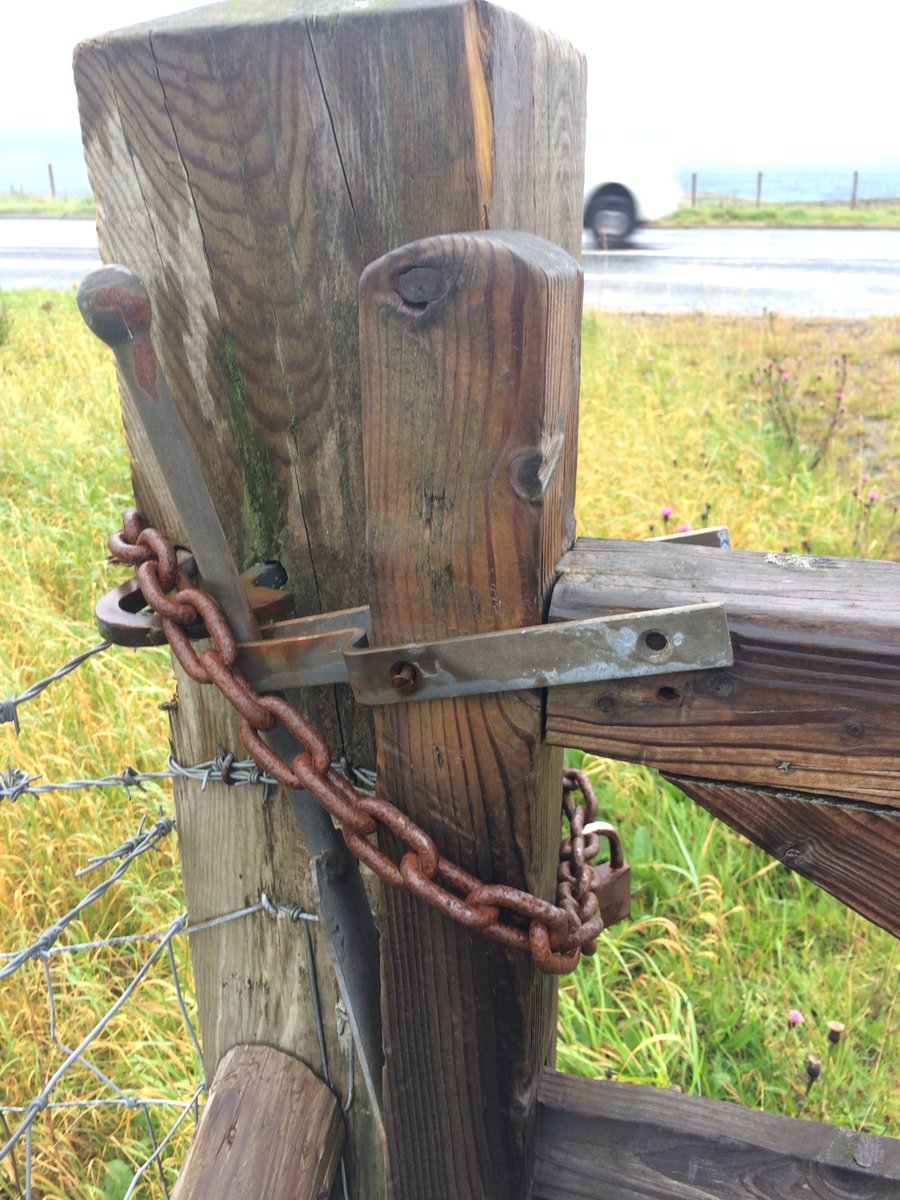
[94,284,151,333]
[131,340,160,402]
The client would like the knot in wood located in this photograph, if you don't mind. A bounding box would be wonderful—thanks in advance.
[394,266,449,308]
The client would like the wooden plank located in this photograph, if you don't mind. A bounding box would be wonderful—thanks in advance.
[171,1044,344,1199]
[360,230,583,1199]
[74,5,585,1194]
[535,1070,900,1200]
[668,777,900,938]
[546,538,900,803]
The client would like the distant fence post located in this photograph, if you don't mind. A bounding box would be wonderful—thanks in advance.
[852,170,859,209]
[47,163,55,199]
[74,1,586,1195]
[360,229,583,1199]
[756,171,763,207]
[691,172,697,206]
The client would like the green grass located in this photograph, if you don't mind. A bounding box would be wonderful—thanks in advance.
[667,197,900,228]
[0,194,96,219]
[1,291,898,1195]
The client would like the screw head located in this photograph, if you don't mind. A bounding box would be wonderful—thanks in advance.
[389,662,419,695]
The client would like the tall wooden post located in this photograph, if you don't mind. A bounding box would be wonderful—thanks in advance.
[360,230,583,1198]
[74,2,585,1196]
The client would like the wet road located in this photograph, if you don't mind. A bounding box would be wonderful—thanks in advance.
[0,218,100,291]
[2,218,899,317]
[582,227,900,316]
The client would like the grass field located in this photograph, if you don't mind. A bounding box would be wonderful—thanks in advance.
[667,197,900,229]
[0,195,96,219]
[1,290,898,1196]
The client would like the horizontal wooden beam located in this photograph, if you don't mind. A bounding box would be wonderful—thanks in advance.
[547,538,900,804]
[535,1070,900,1199]
[171,1045,343,1199]
[670,776,900,938]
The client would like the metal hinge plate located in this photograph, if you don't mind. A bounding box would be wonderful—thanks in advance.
[236,602,733,704]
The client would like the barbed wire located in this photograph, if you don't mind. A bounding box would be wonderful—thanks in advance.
[1,752,378,805]
[0,814,176,980]
[0,805,334,1199]
[1,717,352,1195]
[0,641,110,736]
[1,646,360,1196]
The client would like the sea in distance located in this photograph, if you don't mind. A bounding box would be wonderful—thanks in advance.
[677,163,900,205]
[3,133,900,207]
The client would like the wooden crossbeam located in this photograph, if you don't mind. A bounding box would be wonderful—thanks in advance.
[547,538,900,803]
[546,537,900,935]
[535,1070,900,1200]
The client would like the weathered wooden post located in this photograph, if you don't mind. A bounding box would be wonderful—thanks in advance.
[360,230,582,1197]
[74,1,585,1194]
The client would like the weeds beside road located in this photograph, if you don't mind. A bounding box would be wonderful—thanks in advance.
[667,197,900,229]
[0,193,96,218]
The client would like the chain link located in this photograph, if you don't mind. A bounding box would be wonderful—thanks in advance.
[109,509,610,974]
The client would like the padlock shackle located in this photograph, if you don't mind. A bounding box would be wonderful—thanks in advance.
[583,820,625,869]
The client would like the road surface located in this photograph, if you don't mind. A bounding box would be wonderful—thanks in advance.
[582,227,900,316]
[2,219,899,317]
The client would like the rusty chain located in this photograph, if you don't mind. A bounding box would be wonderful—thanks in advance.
[109,509,609,974]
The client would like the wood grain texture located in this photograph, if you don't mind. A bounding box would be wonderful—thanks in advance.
[171,1044,343,1199]
[535,1070,900,1200]
[166,664,377,1191]
[360,231,583,1199]
[669,777,900,937]
[75,4,585,1196]
[547,538,900,803]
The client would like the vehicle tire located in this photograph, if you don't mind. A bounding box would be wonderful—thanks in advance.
[587,190,637,247]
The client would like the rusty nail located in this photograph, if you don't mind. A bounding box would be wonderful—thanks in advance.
[389,662,419,695]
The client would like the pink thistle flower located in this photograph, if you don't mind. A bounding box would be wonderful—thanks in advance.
[676,522,692,532]
[868,490,879,502]
[780,372,790,382]
[787,1008,804,1028]
[839,405,847,414]
[659,506,674,520]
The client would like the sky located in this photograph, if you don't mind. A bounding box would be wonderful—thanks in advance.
[1,0,898,195]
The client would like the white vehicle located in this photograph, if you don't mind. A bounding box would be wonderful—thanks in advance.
[583,151,682,246]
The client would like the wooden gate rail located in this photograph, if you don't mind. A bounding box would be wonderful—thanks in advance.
[534,1070,900,1200]
[547,537,900,937]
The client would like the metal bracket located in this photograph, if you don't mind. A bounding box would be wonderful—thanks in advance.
[342,603,732,704]
[233,602,733,703]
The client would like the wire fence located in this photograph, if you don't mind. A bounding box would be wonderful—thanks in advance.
[0,642,357,1199]
[679,169,900,206]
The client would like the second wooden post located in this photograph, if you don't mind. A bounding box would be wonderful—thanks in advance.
[360,231,583,1199]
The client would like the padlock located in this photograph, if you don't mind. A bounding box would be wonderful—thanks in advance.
[584,821,631,929]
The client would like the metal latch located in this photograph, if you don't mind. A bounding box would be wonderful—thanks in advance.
[339,603,731,704]
[99,570,733,703]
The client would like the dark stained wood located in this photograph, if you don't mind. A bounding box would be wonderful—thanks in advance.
[360,231,583,1199]
[171,1045,344,1199]
[546,538,900,804]
[535,1070,900,1200]
[74,4,585,1194]
[668,776,900,938]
